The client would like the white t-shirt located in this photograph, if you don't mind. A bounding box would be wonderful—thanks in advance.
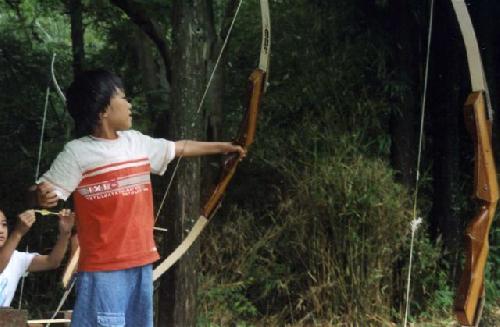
[39,130,176,271]
[40,130,176,200]
[0,251,37,307]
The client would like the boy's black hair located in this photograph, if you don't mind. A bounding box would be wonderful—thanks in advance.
[66,69,124,137]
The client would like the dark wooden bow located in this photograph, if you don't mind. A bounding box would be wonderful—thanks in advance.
[448,2,498,325]
[454,91,498,326]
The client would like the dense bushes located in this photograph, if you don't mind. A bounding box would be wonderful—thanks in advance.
[199,122,453,325]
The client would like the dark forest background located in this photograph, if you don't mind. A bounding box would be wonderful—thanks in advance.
[0,0,498,326]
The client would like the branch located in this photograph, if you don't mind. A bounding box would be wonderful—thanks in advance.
[109,0,172,84]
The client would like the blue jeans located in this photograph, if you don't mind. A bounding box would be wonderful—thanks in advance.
[71,264,153,327]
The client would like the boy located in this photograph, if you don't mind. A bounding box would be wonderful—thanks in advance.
[0,208,74,307]
[34,69,245,326]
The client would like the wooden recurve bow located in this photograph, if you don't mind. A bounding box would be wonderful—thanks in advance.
[450,1,498,326]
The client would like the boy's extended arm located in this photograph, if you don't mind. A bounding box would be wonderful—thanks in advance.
[175,141,246,158]
[28,209,74,272]
[0,211,35,272]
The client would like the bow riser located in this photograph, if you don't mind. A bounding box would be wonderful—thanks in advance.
[454,91,499,326]
[464,93,498,202]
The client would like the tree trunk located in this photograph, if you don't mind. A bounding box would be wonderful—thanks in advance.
[157,1,210,326]
[68,0,85,76]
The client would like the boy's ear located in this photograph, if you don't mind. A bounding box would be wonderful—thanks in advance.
[100,107,110,119]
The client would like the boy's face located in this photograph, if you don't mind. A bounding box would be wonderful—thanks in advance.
[0,211,8,247]
[102,89,132,132]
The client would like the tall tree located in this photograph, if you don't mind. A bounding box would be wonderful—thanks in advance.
[68,0,85,76]
[157,0,209,325]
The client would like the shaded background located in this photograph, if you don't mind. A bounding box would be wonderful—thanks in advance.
[0,0,498,326]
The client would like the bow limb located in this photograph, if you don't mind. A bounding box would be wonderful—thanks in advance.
[153,0,271,281]
[51,53,67,103]
[450,1,498,325]
[62,246,79,288]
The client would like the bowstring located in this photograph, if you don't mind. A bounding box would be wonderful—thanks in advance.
[154,0,244,225]
[403,0,434,325]
[195,0,244,117]
[34,86,51,181]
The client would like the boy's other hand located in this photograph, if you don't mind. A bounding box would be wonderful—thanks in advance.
[36,182,58,207]
[58,209,75,236]
[16,210,36,236]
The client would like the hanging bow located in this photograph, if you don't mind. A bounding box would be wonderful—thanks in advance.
[153,0,271,281]
[450,1,498,326]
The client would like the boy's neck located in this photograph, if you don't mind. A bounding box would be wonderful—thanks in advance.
[92,126,119,140]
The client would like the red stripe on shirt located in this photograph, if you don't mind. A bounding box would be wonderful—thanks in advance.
[82,157,149,176]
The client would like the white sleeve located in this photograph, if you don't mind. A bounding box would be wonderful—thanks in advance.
[136,132,176,175]
[18,252,38,273]
[38,145,83,200]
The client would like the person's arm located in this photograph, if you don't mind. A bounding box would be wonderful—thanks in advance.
[174,140,246,158]
[0,210,35,272]
[28,209,74,272]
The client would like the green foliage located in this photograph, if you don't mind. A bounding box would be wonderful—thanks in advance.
[198,277,258,325]
[403,234,454,322]
[197,0,461,325]
[0,3,71,215]
[200,125,414,324]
